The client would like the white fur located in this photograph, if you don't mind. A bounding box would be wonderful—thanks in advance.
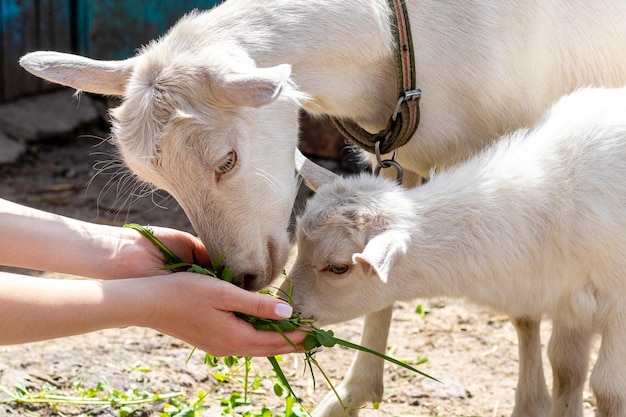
[17,1,626,415]
[289,87,626,417]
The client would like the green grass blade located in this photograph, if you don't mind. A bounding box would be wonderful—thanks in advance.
[306,355,345,410]
[266,356,297,400]
[331,336,439,382]
[244,356,251,403]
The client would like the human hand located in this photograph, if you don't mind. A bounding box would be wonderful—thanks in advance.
[132,273,306,357]
[98,225,211,279]
[0,270,304,357]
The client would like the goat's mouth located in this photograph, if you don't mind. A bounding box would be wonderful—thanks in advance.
[297,311,316,322]
[268,237,289,281]
[237,236,289,291]
[255,237,289,290]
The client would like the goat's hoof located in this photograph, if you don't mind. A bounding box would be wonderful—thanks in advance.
[312,386,362,417]
[511,401,550,417]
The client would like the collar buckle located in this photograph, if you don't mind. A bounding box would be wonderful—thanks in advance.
[392,88,422,122]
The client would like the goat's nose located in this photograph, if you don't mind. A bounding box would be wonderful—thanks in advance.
[243,274,258,290]
[231,273,259,290]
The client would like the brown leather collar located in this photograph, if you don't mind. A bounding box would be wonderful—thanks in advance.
[330,0,421,155]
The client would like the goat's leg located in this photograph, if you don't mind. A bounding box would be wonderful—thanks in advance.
[590,310,626,417]
[547,320,592,417]
[511,316,551,417]
[312,305,393,417]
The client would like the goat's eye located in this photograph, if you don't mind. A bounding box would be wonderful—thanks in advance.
[216,151,237,178]
[323,264,350,275]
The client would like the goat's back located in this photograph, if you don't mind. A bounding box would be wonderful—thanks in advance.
[421,87,626,306]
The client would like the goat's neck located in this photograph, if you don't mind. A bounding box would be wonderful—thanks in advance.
[212,0,398,132]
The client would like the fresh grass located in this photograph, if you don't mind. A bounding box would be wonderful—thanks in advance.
[0,378,185,416]
[0,376,309,416]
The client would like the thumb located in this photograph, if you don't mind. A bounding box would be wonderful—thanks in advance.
[217,282,294,320]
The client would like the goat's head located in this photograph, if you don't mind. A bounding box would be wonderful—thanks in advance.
[283,160,412,325]
[20,42,303,290]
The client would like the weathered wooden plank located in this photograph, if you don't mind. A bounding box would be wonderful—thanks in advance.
[0,0,71,101]
[37,0,72,51]
[77,0,221,59]
[1,0,38,100]
[1,0,218,101]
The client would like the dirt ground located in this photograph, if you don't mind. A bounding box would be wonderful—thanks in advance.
[0,127,601,416]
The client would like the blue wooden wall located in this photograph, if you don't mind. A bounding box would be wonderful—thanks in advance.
[0,0,221,101]
[76,0,221,60]
[1,0,72,100]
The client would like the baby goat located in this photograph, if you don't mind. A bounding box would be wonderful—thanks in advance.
[286,87,626,417]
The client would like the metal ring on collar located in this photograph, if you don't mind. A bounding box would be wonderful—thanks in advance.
[375,141,404,185]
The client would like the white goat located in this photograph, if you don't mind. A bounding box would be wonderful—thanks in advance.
[17,1,626,416]
[288,87,626,417]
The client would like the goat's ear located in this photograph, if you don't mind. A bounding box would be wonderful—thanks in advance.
[295,148,339,191]
[19,51,135,96]
[217,64,292,108]
[352,231,408,283]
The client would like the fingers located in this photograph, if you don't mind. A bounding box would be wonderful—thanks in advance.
[208,313,306,357]
[151,227,211,266]
[212,279,294,320]
[204,280,308,356]
[154,274,306,357]
[191,242,211,266]
[181,231,211,266]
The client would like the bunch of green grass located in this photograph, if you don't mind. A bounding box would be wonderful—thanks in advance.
[0,368,307,417]
[0,378,185,417]
[125,224,436,412]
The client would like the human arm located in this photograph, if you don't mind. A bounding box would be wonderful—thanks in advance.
[0,271,304,356]
[0,198,209,279]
